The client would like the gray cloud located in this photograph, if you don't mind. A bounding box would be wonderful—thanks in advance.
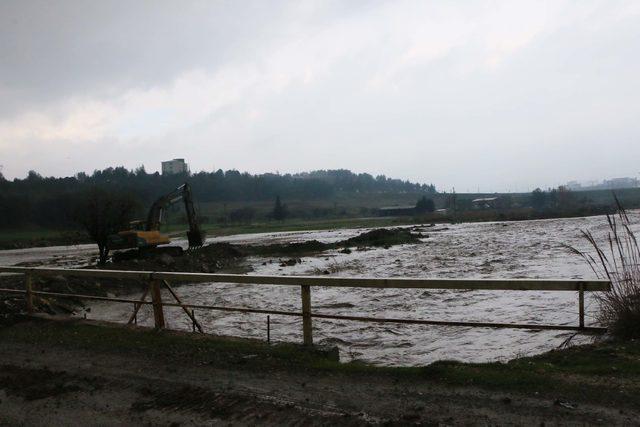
[0,1,291,112]
[1,0,639,192]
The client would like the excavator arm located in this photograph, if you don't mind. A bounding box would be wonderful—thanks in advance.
[145,183,206,248]
[180,184,206,247]
[145,186,185,231]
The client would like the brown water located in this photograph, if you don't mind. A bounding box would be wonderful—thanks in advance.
[2,212,637,366]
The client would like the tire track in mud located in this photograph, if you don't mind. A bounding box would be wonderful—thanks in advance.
[0,336,636,426]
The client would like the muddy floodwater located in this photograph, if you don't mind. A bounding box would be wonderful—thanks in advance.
[2,212,638,366]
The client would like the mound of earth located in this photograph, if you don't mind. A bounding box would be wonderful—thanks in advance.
[240,227,424,256]
[341,228,423,248]
[109,243,245,273]
[240,239,327,256]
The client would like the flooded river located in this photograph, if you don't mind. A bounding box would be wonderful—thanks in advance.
[2,212,638,366]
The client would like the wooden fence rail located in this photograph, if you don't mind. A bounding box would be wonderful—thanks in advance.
[0,266,611,346]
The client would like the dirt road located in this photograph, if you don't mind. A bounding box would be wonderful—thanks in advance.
[1,318,637,425]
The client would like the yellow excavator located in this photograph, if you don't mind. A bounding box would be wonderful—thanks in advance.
[107,183,206,257]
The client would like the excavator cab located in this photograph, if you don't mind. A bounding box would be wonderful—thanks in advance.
[107,229,171,250]
[107,183,205,255]
[128,220,146,231]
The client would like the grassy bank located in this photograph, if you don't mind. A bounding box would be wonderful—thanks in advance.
[0,229,89,250]
[186,187,640,221]
[2,318,639,411]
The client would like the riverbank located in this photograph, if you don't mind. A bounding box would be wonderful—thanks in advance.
[0,317,638,425]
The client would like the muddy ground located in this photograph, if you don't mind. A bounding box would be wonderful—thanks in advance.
[1,317,638,426]
[109,242,246,273]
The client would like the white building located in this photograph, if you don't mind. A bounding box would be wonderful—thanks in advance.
[565,177,639,191]
[566,180,582,191]
[603,177,639,189]
[161,159,189,175]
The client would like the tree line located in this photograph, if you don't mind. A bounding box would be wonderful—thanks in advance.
[0,167,436,229]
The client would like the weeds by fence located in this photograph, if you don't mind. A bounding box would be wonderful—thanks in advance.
[566,200,640,339]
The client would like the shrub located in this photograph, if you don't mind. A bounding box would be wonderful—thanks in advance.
[567,197,640,339]
[415,196,435,213]
[228,207,255,224]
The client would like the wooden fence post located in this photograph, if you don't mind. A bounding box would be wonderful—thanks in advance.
[149,280,165,329]
[301,285,313,346]
[267,315,271,344]
[578,283,585,329]
[25,273,34,314]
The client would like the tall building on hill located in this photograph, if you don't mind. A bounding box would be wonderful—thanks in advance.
[161,158,189,175]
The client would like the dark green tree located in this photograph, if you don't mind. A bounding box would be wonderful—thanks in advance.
[531,188,547,210]
[415,196,435,213]
[272,195,287,221]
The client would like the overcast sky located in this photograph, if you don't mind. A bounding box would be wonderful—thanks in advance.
[1,0,639,192]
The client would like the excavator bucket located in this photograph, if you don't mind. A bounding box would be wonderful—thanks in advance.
[187,230,206,248]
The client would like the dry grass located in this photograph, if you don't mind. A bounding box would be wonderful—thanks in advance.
[566,196,640,339]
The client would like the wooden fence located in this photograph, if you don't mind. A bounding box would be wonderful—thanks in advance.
[0,266,611,346]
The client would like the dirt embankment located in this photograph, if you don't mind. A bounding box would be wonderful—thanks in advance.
[109,242,245,273]
[1,318,638,425]
[240,227,424,256]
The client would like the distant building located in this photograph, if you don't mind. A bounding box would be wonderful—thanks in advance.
[564,177,639,191]
[566,180,582,191]
[161,159,189,175]
[377,206,416,217]
[603,177,639,189]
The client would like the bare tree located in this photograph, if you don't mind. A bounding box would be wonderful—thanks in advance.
[74,187,138,264]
